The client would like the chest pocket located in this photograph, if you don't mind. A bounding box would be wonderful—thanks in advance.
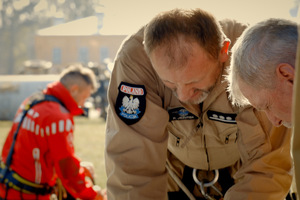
[198,110,240,169]
[167,107,199,148]
[205,110,238,146]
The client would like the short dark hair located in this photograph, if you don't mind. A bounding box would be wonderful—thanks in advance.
[60,63,98,92]
[144,8,226,60]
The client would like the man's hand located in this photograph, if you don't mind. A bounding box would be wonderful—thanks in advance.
[80,161,107,200]
[93,185,107,200]
[80,161,95,184]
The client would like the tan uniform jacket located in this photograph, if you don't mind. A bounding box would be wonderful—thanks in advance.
[105,19,292,200]
[292,24,300,198]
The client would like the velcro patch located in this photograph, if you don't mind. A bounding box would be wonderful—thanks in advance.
[168,107,198,121]
[115,82,146,125]
[207,110,237,124]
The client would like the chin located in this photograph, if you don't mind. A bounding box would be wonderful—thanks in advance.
[185,98,205,105]
[189,94,209,105]
[194,96,208,104]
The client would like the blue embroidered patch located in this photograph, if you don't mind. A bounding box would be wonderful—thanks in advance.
[168,107,198,121]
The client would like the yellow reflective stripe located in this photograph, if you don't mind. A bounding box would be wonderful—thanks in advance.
[9,182,33,194]
[0,163,7,179]
[12,173,44,188]
[24,104,30,111]
[4,178,32,194]
[1,163,46,190]
[0,162,7,170]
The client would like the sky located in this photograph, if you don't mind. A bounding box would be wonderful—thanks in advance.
[100,0,299,34]
[3,0,299,35]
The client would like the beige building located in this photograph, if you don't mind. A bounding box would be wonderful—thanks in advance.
[35,15,127,73]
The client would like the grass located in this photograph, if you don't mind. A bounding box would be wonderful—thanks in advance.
[0,116,107,189]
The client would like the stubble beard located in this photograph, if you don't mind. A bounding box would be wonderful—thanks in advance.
[282,121,292,128]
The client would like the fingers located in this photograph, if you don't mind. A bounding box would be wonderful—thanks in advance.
[93,186,107,200]
[81,161,96,184]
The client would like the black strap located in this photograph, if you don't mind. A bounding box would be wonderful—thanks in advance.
[0,163,52,195]
[168,166,234,200]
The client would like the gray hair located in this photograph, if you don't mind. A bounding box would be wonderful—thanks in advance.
[59,63,98,93]
[143,8,226,68]
[226,18,298,106]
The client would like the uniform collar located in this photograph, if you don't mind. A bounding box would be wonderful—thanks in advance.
[44,81,84,116]
[201,68,228,111]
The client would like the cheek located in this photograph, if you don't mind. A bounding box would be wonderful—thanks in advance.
[204,69,221,88]
[275,99,291,116]
[81,92,91,104]
[84,91,92,100]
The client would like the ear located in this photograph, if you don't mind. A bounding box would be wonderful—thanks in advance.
[69,84,79,96]
[276,63,295,85]
[219,39,231,62]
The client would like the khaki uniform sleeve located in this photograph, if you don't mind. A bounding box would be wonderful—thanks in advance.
[225,107,293,200]
[105,28,170,200]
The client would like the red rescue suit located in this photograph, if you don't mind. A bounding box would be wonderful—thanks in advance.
[0,81,97,200]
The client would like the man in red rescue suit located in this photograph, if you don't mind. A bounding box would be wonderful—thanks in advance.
[105,8,293,200]
[0,64,106,200]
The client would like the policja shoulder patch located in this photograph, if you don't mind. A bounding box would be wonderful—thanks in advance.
[115,82,146,125]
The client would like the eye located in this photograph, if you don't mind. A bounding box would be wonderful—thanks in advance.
[261,104,271,112]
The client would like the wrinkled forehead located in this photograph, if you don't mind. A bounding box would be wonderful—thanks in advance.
[162,35,200,64]
[151,37,209,71]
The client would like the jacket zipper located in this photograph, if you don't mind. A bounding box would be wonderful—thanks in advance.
[199,103,210,170]
[181,103,204,148]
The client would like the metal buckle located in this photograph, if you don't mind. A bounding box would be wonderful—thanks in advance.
[192,169,223,200]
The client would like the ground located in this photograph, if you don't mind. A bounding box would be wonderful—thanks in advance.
[0,116,107,188]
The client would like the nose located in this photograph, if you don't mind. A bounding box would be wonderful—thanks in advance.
[265,111,282,127]
[176,85,194,102]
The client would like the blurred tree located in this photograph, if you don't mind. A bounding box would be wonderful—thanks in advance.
[0,0,100,74]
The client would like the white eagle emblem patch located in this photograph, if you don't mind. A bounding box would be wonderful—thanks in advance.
[121,95,140,115]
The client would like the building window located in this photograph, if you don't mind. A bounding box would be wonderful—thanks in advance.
[100,47,109,63]
[52,48,61,64]
[79,47,89,63]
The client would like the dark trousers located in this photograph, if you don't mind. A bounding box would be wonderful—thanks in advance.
[168,166,234,200]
